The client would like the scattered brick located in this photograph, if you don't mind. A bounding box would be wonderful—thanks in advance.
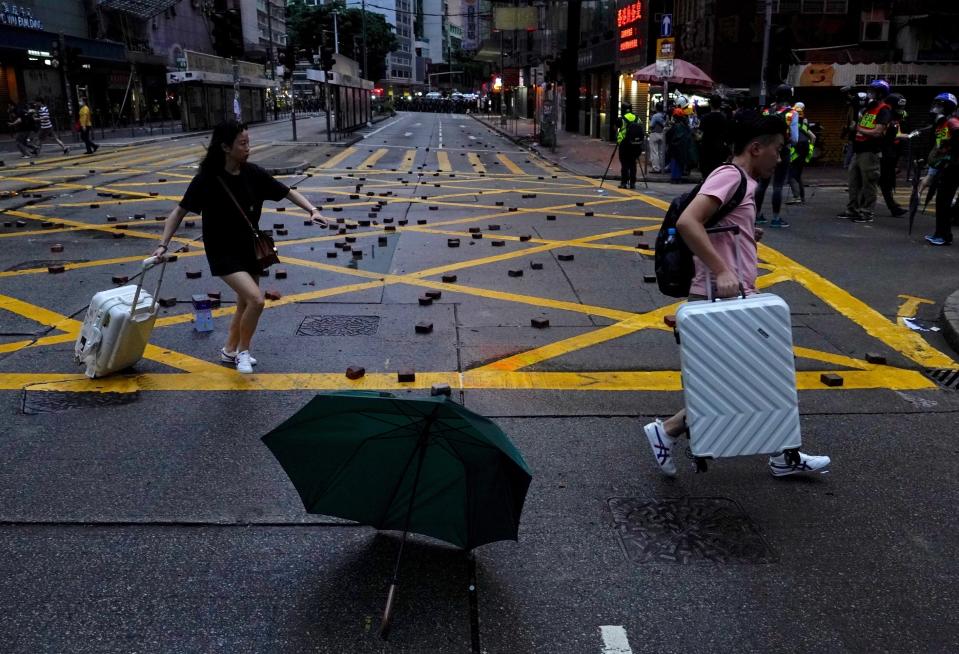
[557,254,575,261]
[275,269,287,279]
[430,383,452,397]
[265,290,282,301]
[448,239,460,247]
[417,219,427,225]
[47,265,65,274]
[112,232,125,239]
[186,270,202,279]
[664,315,677,328]
[584,211,594,216]
[112,275,129,284]
[397,370,416,383]
[508,269,524,277]
[519,235,532,242]
[426,290,442,300]
[531,318,550,329]
[50,244,64,253]
[530,261,544,270]
[441,274,457,283]
[546,215,556,221]
[643,274,657,283]
[491,240,505,247]
[865,353,887,365]
[415,321,434,334]
[346,366,366,380]
[352,249,363,259]
[488,224,501,230]
[276,229,288,236]
[418,295,433,306]
[159,297,177,308]
[385,225,396,232]
[820,373,844,387]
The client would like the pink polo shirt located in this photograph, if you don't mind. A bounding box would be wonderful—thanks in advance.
[688,165,759,298]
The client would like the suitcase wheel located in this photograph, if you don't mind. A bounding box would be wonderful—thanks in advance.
[693,457,709,474]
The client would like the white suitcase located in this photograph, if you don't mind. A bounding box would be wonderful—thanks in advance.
[674,226,801,467]
[74,256,168,378]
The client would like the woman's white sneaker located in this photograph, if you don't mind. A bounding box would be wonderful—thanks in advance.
[221,348,256,366]
[235,350,254,374]
[768,451,830,477]
[643,420,677,477]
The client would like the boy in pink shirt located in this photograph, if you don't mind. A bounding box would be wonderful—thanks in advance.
[643,115,831,478]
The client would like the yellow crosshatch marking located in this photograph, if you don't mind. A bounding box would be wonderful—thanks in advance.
[0,138,952,396]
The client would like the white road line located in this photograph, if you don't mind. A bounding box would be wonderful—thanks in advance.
[438,119,443,149]
[599,626,633,654]
[363,116,403,139]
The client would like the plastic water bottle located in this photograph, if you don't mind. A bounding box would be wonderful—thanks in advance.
[664,227,677,246]
[191,294,214,333]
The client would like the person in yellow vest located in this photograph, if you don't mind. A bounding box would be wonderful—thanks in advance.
[925,92,959,246]
[78,97,99,155]
[877,93,908,217]
[839,79,892,223]
[616,102,644,189]
[786,102,815,205]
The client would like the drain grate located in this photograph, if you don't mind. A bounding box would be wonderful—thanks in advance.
[607,497,776,565]
[925,368,959,390]
[6,259,87,272]
[296,315,380,336]
[21,391,140,415]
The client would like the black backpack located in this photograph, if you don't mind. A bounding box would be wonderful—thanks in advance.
[653,164,747,298]
[625,120,645,147]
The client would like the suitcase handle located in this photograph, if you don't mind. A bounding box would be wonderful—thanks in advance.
[130,256,170,318]
[704,225,746,301]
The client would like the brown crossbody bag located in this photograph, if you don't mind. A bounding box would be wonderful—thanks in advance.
[217,176,280,269]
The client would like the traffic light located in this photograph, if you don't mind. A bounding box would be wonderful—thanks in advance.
[211,9,243,58]
[319,46,336,73]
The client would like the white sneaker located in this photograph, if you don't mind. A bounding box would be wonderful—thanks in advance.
[643,420,677,477]
[221,348,256,366]
[235,350,254,374]
[769,451,830,477]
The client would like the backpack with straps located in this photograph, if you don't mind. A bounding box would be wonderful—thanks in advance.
[653,164,748,298]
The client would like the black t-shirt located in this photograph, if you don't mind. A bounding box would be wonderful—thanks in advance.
[699,110,729,154]
[179,163,289,275]
[853,105,892,153]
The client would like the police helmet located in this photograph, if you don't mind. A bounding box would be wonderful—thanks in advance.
[868,79,891,97]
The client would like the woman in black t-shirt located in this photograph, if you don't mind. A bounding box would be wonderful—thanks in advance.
[151,120,328,373]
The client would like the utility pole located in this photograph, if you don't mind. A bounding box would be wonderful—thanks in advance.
[333,10,340,54]
[57,33,74,125]
[267,0,278,120]
[361,0,368,80]
[447,9,452,94]
[759,0,772,106]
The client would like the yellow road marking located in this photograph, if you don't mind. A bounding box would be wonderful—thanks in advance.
[1,367,935,393]
[467,153,486,174]
[318,147,358,169]
[897,294,934,320]
[400,149,417,172]
[496,153,525,176]
[760,245,955,368]
[359,148,388,169]
[436,150,452,172]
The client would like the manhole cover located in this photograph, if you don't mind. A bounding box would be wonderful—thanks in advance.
[21,391,140,415]
[607,497,776,564]
[6,259,87,271]
[296,315,380,336]
[925,368,959,390]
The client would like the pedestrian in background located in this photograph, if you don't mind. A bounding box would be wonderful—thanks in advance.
[151,120,329,373]
[666,108,692,184]
[925,93,959,246]
[697,94,731,179]
[616,102,643,190]
[786,102,815,205]
[648,103,666,173]
[34,97,69,156]
[78,97,99,154]
[7,105,38,158]
[755,84,797,227]
[840,79,892,223]
[878,93,908,217]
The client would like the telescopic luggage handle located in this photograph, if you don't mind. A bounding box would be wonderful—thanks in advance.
[704,224,746,301]
[130,255,173,317]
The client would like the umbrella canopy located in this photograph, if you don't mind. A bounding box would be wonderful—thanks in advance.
[262,391,533,550]
[633,59,714,88]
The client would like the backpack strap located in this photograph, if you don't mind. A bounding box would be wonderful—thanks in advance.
[703,164,748,228]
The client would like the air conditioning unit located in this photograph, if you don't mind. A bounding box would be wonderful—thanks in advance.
[861,20,889,42]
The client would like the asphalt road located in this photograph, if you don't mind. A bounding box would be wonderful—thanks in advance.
[1,111,958,653]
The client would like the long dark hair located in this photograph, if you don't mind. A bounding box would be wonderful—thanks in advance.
[200,119,247,173]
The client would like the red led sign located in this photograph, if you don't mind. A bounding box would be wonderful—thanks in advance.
[619,38,640,52]
[617,1,643,28]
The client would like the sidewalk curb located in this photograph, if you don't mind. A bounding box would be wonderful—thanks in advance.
[940,288,959,357]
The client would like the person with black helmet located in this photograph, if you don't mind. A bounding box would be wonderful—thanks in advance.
[754,84,797,228]
[616,102,644,189]
[925,92,959,246]
[879,93,908,217]
[840,79,893,222]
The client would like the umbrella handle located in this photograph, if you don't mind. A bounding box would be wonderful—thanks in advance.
[379,583,397,639]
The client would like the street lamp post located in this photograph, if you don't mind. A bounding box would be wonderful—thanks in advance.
[759,0,772,106]
[266,0,278,120]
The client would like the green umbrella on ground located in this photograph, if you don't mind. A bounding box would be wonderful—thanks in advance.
[262,390,533,637]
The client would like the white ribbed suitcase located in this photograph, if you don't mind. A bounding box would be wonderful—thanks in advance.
[676,292,802,460]
[74,256,168,378]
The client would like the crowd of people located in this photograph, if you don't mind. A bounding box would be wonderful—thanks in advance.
[5,96,101,158]
[630,81,959,245]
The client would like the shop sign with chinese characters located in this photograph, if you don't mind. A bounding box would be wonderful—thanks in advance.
[0,3,43,30]
[617,1,643,54]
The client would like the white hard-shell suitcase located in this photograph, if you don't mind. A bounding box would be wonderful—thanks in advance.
[674,225,801,469]
[74,256,168,378]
